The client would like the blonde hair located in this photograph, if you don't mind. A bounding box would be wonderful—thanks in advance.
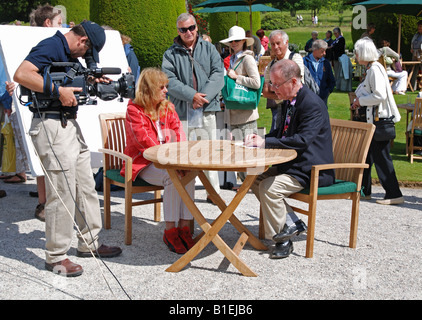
[133,68,173,121]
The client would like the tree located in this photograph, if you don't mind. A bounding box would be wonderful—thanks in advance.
[0,0,43,23]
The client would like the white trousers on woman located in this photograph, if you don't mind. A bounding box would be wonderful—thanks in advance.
[387,69,408,93]
[138,163,195,222]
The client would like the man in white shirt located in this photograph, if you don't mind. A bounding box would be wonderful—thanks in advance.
[262,30,304,132]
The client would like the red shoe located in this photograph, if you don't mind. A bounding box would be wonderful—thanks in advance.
[178,226,196,250]
[163,228,187,254]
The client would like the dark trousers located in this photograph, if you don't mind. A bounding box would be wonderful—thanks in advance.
[362,139,402,199]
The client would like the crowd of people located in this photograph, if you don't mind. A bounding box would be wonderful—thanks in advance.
[1,8,419,276]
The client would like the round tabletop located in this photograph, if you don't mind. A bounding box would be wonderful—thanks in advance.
[143,140,297,172]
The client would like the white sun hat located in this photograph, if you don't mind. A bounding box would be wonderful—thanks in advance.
[220,26,254,47]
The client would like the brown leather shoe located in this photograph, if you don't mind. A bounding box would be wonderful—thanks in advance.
[45,259,83,277]
[76,244,122,258]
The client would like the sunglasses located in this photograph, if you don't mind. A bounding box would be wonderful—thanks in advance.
[178,24,196,33]
[229,39,243,43]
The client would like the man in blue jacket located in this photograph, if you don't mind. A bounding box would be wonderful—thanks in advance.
[245,59,335,259]
[162,13,224,204]
[303,39,335,106]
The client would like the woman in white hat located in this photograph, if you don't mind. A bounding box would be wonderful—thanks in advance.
[220,26,261,181]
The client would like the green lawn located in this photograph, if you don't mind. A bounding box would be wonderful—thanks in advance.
[282,27,353,51]
[263,8,355,51]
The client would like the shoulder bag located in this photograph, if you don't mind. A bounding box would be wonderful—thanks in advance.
[222,58,264,110]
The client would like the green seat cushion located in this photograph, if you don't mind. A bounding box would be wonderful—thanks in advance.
[104,169,154,187]
[299,179,359,196]
[415,129,422,135]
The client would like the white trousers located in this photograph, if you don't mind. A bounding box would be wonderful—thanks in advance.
[139,163,195,222]
[387,69,408,93]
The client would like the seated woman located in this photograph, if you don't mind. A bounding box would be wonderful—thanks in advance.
[121,68,195,254]
[379,39,408,95]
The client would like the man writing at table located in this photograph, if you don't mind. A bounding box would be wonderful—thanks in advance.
[245,59,335,259]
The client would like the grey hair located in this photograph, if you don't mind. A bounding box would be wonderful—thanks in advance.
[354,37,380,62]
[270,59,300,81]
[177,13,196,26]
[268,30,289,43]
[312,39,328,51]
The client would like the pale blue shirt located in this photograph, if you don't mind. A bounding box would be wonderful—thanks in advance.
[230,51,244,69]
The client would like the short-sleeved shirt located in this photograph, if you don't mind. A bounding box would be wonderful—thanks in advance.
[25,31,80,113]
[25,31,79,73]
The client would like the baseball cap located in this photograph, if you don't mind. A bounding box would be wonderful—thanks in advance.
[80,20,105,63]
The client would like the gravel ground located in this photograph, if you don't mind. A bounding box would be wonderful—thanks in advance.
[0,174,421,302]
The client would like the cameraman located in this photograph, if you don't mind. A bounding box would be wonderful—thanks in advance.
[14,21,122,277]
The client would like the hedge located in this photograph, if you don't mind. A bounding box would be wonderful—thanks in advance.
[90,0,186,68]
[51,0,90,24]
[209,11,261,45]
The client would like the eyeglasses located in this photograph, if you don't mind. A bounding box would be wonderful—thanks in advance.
[271,78,292,90]
[229,39,242,43]
[178,24,196,33]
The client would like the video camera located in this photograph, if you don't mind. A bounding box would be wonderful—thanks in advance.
[19,53,135,109]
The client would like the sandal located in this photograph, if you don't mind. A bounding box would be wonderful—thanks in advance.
[0,174,13,179]
[4,173,27,183]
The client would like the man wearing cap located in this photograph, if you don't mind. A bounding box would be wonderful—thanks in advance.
[14,20,122,277]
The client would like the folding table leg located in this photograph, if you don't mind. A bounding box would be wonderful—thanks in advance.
[197,171,268,251]
[166,169,258,277]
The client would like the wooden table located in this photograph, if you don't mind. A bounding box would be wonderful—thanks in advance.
[143,140,297,277]
[402,61,421,92]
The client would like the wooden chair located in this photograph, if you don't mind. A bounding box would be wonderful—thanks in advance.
[258,56,272,76]
[378,55,395,87]
[98,113,163,245]
[406,97,422,163]
[259,119,375,258]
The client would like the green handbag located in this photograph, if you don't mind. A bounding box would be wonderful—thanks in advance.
[222,58,264,110]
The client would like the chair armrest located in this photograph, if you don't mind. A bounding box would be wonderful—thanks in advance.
[98,148,131,162]
[308,163,369,195]
[312,163,369,172]
[98,148,133,182]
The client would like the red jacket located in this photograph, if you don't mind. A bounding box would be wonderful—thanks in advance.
[121,100,186,180]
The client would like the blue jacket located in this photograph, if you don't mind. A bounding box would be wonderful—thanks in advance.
[265,86,335,189]
[303,54,335,102]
